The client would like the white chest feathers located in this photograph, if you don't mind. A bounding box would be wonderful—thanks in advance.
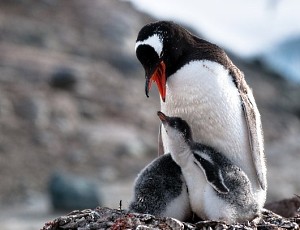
[160,60,256,186]
[162,60,248,157]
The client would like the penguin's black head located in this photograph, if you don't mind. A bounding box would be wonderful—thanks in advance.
[157,111,192,142]
[135,21,189,102]
[136,21,231,103]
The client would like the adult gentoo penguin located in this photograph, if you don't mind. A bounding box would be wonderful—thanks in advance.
[135,21,267,208]
[129,153,191,221]
[157,111,260,223]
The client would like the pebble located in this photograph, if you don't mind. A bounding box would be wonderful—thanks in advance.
[49,67,77,90]
[48,172,102,211]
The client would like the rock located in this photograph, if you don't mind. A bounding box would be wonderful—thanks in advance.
[265,195,300,218]
[48,172,101,211]
[49,67,77,90]
[14,97,39,121]
[13,96,49,127]
[106,53,140,75]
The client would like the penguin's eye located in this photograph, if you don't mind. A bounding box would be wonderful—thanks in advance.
[170,120,178,129]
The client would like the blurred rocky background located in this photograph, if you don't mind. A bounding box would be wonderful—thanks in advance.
[0,0,299,229]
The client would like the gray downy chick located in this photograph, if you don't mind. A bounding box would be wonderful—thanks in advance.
[129,153,192,221]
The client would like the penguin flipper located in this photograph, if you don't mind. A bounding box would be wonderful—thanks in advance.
[158,124,164,156]
[193,151,229,194]
[240,88,266,191]
[231,66,266,190]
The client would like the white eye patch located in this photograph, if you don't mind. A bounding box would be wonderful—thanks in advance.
[135,34,163,56]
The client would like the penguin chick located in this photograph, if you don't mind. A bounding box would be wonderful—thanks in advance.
[157,111,260,224]
[129,153,192,221]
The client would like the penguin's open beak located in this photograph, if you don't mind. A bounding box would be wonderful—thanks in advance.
[145,60,166,102]
[157,111,169,123]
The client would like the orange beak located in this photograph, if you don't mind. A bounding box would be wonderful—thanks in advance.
[145,61,166,102]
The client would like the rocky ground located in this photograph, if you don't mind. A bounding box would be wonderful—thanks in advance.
[42,207,300,230]
[0,0,300,229]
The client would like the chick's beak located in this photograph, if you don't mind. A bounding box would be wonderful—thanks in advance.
[145,60,166,102]
[157,111,168,123]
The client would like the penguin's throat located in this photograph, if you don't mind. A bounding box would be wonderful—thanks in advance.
[149,61,166,102]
